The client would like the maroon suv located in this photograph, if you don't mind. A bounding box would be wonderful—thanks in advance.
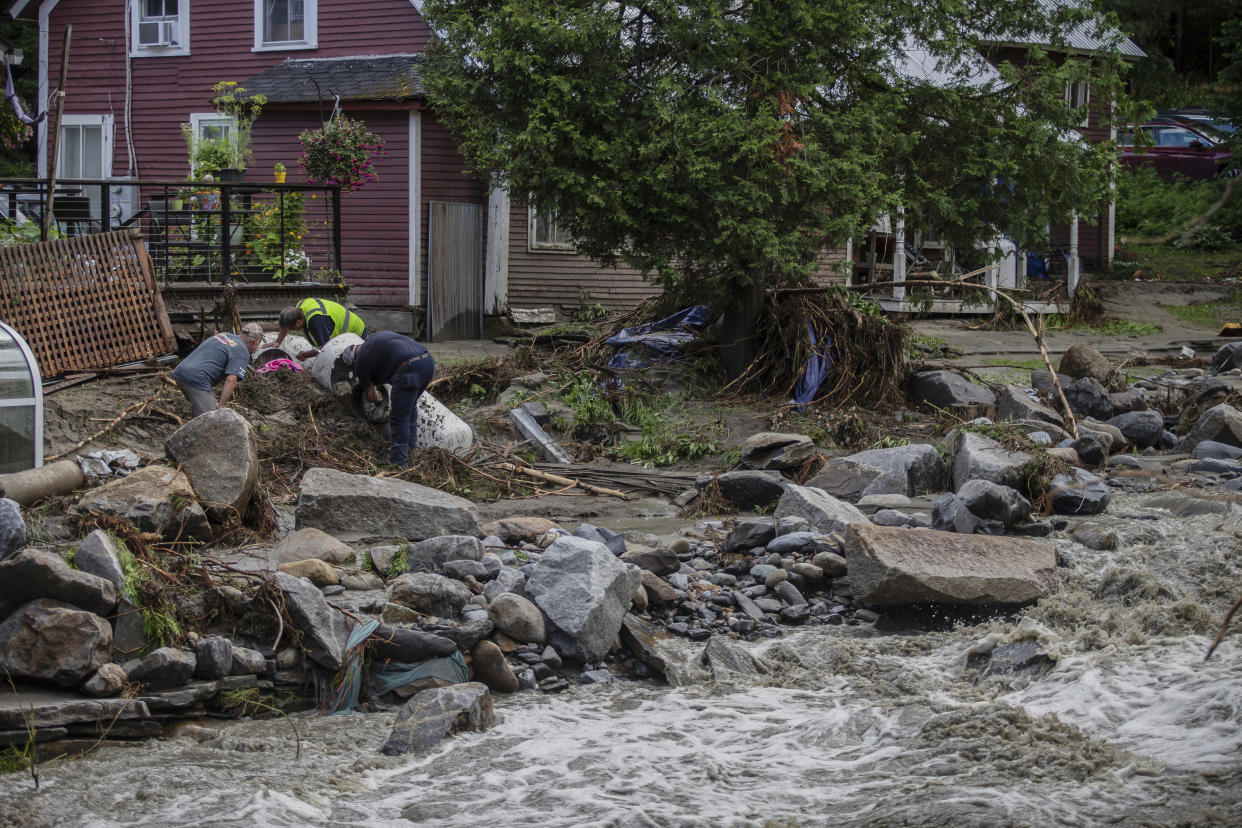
[1118,122,1234,181]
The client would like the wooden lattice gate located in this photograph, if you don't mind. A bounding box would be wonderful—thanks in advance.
[0,229,176,377]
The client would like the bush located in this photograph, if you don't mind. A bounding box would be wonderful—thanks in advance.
[1115,166,1225,239]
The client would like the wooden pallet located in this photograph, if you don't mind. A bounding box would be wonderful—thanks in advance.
[0,229,176,377]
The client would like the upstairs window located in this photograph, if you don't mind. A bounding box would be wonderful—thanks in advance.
[131,0,190,57]
[255,0,317,51]
[529,206,575,252]
[1065,81,1090,128]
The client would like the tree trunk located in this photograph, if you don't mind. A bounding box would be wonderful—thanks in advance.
[717,276,765,379]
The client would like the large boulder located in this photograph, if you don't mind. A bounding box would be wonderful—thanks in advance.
[1107,411,1164,449]
[956,479,1031,528]
[840,444,947,497]
[381,683,495,756]
[0,498,25,561]
[773,485,868,535]
[909,370,996,409]
[1063,377,1114,421]
[948,431,1032,491]
[272,571,352,670]
[739,432,816,470]
[844,523,1058,605]
[995,387,1064,428]
[487,593,546,643]
[0,548,118,616]
[1211,342,1242,373]
[74,530,126,590]
[296,468,479,540]
[1047,468,1111,516]
[1176,404,1242,453]
[387,572,474,618]
[125,646,196,690]
[525,536,642,662]
[0,599,112,686]
[73,464,210,541]
[164,409,259,522]
[270,527,354,566]
[714,470,789,509]
[1059,344,1112,383]
[804,459,883,504]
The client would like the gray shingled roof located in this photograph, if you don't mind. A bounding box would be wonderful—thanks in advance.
[241,55,423,103]
[980,0,1145,58]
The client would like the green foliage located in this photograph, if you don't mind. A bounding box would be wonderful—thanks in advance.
[388,544,410,577]
[717,445,743,471]
[1166,292,1242,329]
[1115,166,1236,239]
[0,221,58,247]
[142,608,182,647]
[1176,224,1235,252]
[423,0,1131,314]
[244,192,309,279]
[1043,316,1163,335]
[868,436,910,450]
[573,302,609,322]
[612,431,718,468]
[298,114,385,192]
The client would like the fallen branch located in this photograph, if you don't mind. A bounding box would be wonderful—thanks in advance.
[494,462,632,500]
[47,391,162,462]
[1205,593,1242,661]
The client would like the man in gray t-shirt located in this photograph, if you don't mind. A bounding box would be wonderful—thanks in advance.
[172,323,264,417]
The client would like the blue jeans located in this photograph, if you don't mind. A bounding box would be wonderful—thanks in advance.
[388,356,435,466]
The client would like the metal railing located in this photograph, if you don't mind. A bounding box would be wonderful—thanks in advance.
[0,177,342,284]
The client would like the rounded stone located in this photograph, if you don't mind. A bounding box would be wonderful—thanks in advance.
[472,640,519,694]
[487,593,547,644]
[764,569,789,589]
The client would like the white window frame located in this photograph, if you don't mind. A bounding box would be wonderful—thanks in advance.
[253,0,317,52]
[130,0,191,58]
[1065,81,1090,128]
[56,114,114,179]
[528,204,575,252]
[188,112,237,174]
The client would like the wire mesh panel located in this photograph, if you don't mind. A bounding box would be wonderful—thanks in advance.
[0,229,176,376]
[426,201,483,342]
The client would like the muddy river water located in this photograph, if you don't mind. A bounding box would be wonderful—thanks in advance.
[2,491,1240,827]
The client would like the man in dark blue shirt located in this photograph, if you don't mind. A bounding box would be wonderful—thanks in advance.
[343,331,435,466]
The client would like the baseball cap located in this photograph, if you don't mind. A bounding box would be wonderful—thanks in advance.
[341,344,359,366]
[241,322,265,340]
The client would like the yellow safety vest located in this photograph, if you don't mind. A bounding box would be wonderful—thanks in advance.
[298,298,365,345]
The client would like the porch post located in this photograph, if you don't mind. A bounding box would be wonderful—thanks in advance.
[1068,211,1080,298]
[893,212,906,303]
[484,186,510,314]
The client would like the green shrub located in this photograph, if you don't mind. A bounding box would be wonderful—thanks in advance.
[1115,166,1234,239]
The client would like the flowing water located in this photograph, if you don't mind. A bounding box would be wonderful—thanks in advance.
[3,491,1241,827]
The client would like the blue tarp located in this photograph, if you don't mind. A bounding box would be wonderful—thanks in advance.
[793,325,833,410]
[605,305,711,375]
[325,619,469,714]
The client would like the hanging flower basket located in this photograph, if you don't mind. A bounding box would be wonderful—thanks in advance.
[298,114,385,193]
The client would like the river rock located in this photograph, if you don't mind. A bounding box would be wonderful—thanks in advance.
[1080,421,1123,453]
[73,464,210,541]
[715,470,789,509]
[1063,377,1114,420]
[1031,369,1074,394]
[437,618,494,651]
[0,498,24,562]
[277,558,340,587]
[966,639,1055,683]
[443,559,489,581]
[388,572,474,619]
[230,646,266,676]
[949,431,1032,490]
[724,518,776,553]
[193,636,233,680]
[701,637,771,680]
[931,493,979,534]
[272,571,351,670]
[1192,440,1242,460]
[804,459,883,504]
[487,593,547,643]
[840,444,947,497]
[370,624,457,661]
[1177,404,1242,452]
[1211,342,1242,373]
[740,432,816,470]
[74,529,126,590]
[381,683,495,756]
[0,547,118,616]
[956,479,1031,528]
[296,468,479,540]
[82,663,128,697]
[1059,343,1112,383]
[340,571,385,591]
[164,408,259,522]
[995,387,1064,428]
[1072,435,1106,466]
[812,551,848,577]
[767,531,820,555]
[1105,411,1163,449]
[844,523,1057,605]
[774,485,867,535]
[405,536,485,573]
[1047,468,1111,516]
[909,370,996,408]
[271,527,354,566]
[525,536,642,662]
[641,571,679,604]
[1108,390,1147,415]
[0,599,112,686]
[480,517,561,544]
[471,640,519,694]
[620,614,667,675]
[620,546,680,576]
[482,567,526,602]
[125,646,196,690]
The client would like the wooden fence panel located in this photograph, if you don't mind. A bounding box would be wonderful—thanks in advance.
[0,229,175,377]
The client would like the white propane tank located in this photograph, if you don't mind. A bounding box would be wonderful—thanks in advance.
[309,333,474,452]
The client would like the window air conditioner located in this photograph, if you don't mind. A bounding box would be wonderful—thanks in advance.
[137,19,178,47]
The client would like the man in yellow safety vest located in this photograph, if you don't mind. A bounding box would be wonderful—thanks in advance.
[275,298,368,359]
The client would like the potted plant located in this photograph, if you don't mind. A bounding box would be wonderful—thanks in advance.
[179,81,266,181]
[273,162,287,184]
[298,113,385,192]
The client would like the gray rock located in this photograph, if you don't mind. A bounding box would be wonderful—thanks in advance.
[387,572,475,619]
[724,518,776,554]
[812,551,848,577]
[164,408,259,522]
[966,639,1055,683]
[405,536,485,573]
[437,618,494,651]
[1193,440,1242,460]
[949,431,1032,491]
[487,593,547,644]
[1108,391,1147,415]
[845,523,1058,605]
[1211,342,1242,373]
[773,580,805,606]
[1177,404,1242,453]
[1106,410,1164,449]
[804,459,883,504]
[0,498,24,562]
[369,544,400,576]
[340,571,385,591]
[110,597,148,662]
[714,470,789,509]
[909,370,996,408]
[193,636,233,680]
[1072,435,1106,466]
[740,432,817,470]
[619,614,666,674]
[82,663,127,697]
[840,444,947,497]
[1063,377,1114,421]
[1070,525,1118,551]
[472,640,519,693]
[479,517,561,545]
[1047,468,1111,516]
[272,571,351,670]
[1031,369,1074,394]
[296,468,479,541]
[0,599,112,686]
[580,668,612,684]
[872,508,921,527]
[1011,418,1070,443]
[773,485,868,535]
[381,683,495,756]
[271,527,354,566]
[482,567,526,602]
[701,638,771,679]
[1187,458,1242,474]
[126,647,196,690]
[1079,421,1123,453]
[74,530,126,590]
[525,536,642,662]
[619,546,680,576]
[1059,343,1112,383]
[229,646,266,676]
[995,387,1064,428]
[1106,454,1144,469]
[766,531,820,555]
[369,624,457,662]
[956,479,1031,528]
[73,464,210,541]
[443,559,489,581]
[0,548,118,616]
[931,493,980,534]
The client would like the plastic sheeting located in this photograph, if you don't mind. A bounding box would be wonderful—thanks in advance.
[325,619,470,714]
[792,325,834,410]
[605,305,710,385]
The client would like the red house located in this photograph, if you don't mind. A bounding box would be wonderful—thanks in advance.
[7,0,659,336]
